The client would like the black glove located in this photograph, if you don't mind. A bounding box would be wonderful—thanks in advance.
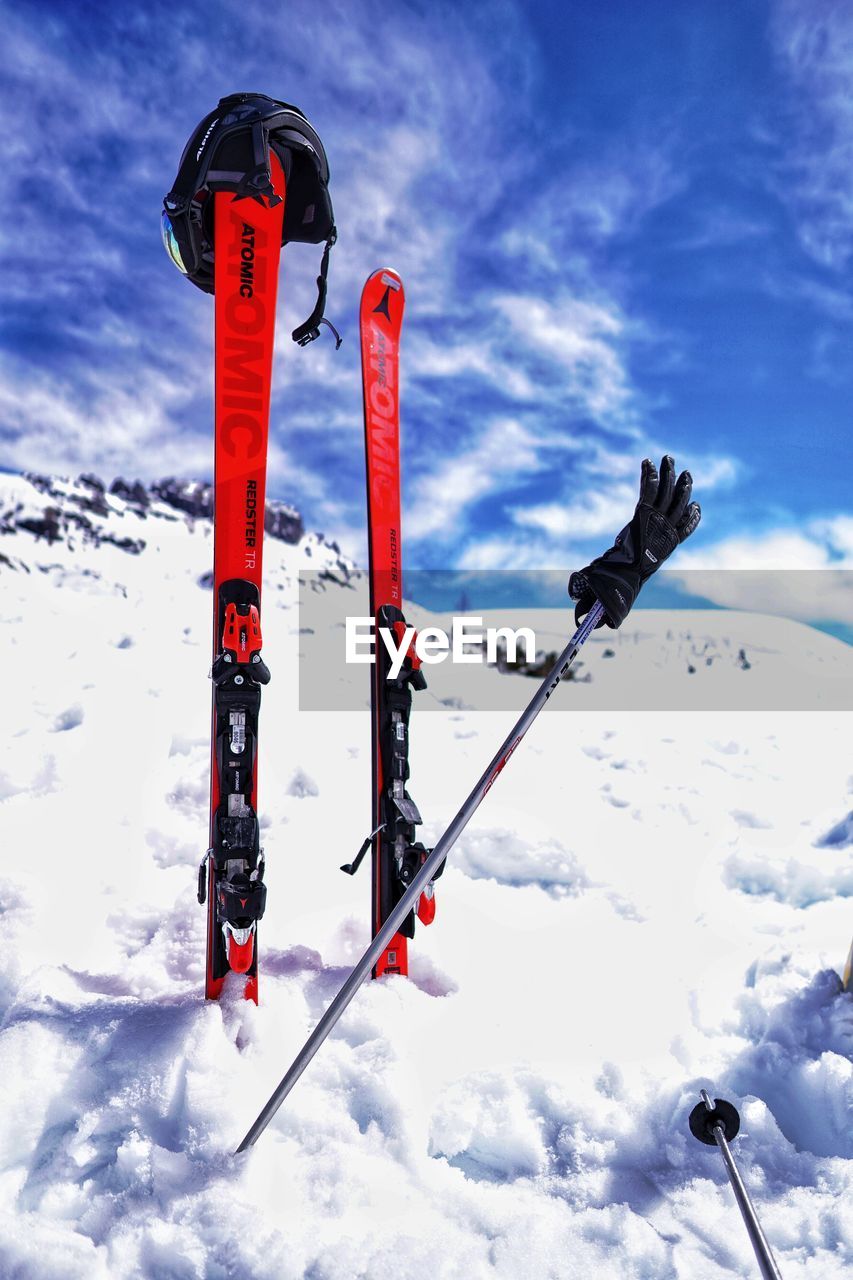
[568,456,701,628]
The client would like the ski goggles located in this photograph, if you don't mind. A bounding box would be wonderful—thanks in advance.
[161,210,188,274]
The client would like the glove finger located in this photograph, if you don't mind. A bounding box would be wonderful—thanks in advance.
[667,469,693,524]
[677,502,701,543]
[638,457,658,506]
[655,454,675,512]
[568,569,590,602]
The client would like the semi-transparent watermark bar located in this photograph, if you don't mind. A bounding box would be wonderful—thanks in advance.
[298,569,852,712]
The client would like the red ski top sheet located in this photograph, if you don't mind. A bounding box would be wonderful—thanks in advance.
[360,268,409,979]
[213,152,285,601]
[207,153,285,1004]
[360,269,405,615]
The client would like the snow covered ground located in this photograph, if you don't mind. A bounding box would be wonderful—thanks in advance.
[0,473,851,1279]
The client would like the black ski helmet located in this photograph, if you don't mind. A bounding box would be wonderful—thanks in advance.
[162,93,338,346]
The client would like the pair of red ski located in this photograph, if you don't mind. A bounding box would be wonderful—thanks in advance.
[201,162,435,1002]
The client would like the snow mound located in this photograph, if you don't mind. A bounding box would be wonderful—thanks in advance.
[0,471,850,1277]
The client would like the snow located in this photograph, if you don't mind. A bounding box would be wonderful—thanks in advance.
[1,472,852,1278]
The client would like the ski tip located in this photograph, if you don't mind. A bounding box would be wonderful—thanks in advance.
[361,267,405,312]
[360,268,405,331]
[364,266,403,290]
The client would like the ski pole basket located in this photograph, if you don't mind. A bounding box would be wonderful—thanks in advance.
[689,1091,784,1280]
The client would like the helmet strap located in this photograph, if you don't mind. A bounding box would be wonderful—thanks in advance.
[291,228,340,347]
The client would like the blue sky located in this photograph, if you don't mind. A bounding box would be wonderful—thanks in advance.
[1,0,852,612]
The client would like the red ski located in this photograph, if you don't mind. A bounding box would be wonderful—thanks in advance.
[344,269,442,978]
[198,153,285,1002]
[164,93,338,1003]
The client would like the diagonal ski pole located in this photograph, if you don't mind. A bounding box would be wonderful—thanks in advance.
[235,599,605,1152]
[689,1091,784,1280]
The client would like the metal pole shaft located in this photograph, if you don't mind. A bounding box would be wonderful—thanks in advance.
[235,601,605,1151]
[699,1092,783,1280]
[712,1127,783,1280]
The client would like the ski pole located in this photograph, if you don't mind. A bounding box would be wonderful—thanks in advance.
[234,599,605,1151]
[237,453,701,1151]
[689,1091,784,1280]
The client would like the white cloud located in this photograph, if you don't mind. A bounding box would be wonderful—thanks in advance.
[405,418,542,543]
[456,534,581,573]
[492,293,636,427]
[499,146,683,269]
[405,334,539,402]
[672,565,853,627]
[677,527,853,573]
[0,357,207,479]
[672,521,853,625]
[453,519,853,630]
[508,446,737,546]
[510,486,636,540]
[579,447,737,490]
[771,0,853,270]
[818,515,853,557]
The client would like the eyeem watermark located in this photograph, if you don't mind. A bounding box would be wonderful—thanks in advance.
[346,616,537,679]
[300,570,853,711]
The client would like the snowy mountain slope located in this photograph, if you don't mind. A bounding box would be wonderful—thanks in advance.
[0,473,851,1279]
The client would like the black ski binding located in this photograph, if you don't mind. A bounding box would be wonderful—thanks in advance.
[202,579,273,977]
